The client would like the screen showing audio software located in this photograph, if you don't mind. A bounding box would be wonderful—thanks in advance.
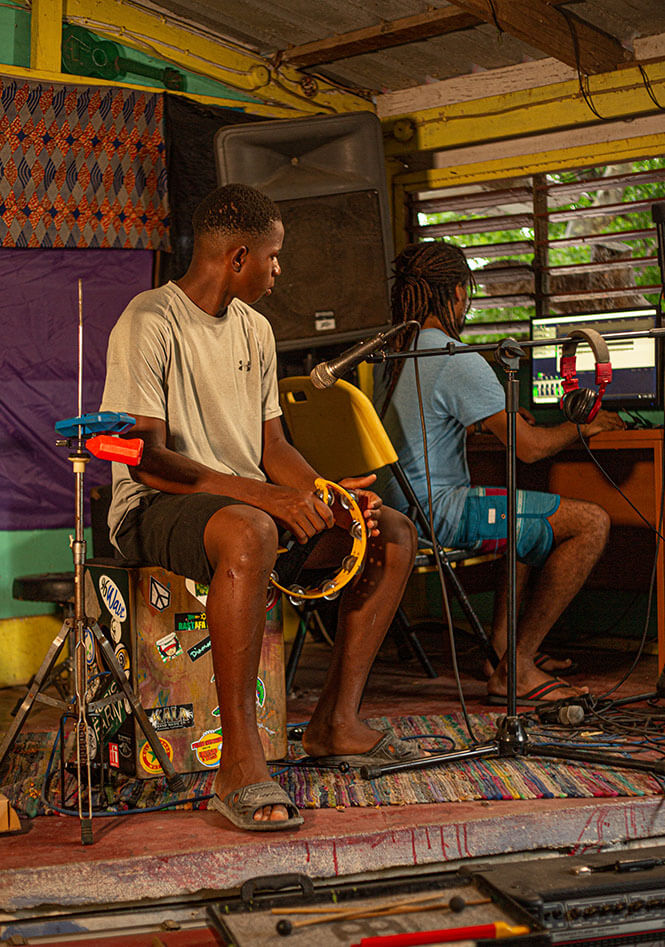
[531,308,662,410]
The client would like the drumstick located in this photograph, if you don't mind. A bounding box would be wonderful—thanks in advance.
[271,894,490,916]
[274,895,493,935]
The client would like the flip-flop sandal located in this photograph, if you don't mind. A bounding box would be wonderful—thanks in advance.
[487,677,576,707]
[304,732,424,769]
[210,779,304,832]
[534,652,578,675]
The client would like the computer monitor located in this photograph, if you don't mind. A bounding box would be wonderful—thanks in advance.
[531,307,662,411]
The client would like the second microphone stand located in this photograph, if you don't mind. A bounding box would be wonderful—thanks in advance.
[360,331,665,783]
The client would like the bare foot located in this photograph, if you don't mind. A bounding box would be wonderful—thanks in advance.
[213,760,288,824]
[483,651,575,680]
[301,718,384,759]
[488,661,588,702]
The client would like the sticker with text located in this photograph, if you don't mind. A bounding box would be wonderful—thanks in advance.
[190,728,223,767]
[99,575,127,621]
[108,742,120,768]
[175,612,207,632]
[139,737,174,775]
[147,703,195,732]
[187,636,211,662]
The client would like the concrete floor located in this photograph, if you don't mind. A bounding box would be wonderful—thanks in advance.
[1,624,664,925]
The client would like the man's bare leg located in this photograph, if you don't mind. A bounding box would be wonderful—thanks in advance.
[487,497,610,701]
[302,508,418,757]
[204,505,288,823]
[485,561,576,676]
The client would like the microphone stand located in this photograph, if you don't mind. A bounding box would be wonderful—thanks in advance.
[358,325,665,782]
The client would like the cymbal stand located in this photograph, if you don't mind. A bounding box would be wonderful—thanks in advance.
[0,280,185,844]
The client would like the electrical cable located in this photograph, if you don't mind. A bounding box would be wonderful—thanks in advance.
[576,428,665,541]
[638,65,665,112]
[570,407,664,700]
[558,7,613,122]
[40,727,213,818]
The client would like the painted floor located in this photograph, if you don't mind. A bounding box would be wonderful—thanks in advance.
[1,623,664,919]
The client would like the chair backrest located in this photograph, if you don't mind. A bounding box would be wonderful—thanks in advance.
[278,376,397,482]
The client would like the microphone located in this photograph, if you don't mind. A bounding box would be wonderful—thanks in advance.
[535,701,585,727]
[309,323,410,390]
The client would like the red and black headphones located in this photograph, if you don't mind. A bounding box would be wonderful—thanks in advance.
[559,327,612,424]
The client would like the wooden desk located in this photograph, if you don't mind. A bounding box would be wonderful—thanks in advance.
[468,429,664,668]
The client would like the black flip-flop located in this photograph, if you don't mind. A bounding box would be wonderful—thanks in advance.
[487,677,577,707]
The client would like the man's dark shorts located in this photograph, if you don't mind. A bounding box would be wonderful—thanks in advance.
[115,492,241,585]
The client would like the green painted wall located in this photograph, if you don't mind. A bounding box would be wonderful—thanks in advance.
[0,527,91,618]
[0,2,30,69]
[0,4,260,105]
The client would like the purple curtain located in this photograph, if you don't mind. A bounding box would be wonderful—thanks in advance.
[0,248,153,529]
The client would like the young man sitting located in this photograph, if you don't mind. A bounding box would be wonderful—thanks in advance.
[101,184,418,831]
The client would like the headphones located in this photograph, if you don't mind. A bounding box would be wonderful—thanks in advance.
[559,328,612,424]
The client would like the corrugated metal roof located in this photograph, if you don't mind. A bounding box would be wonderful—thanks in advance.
[132,0,665,96]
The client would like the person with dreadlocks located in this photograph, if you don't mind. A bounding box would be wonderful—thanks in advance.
[100,184,418,832]
[374,241,624,705]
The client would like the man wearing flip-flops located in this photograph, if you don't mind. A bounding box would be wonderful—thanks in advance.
[101,184,418,830]
[375,241,626,708]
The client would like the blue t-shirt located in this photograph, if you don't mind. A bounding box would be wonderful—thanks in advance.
[375,327,505,544]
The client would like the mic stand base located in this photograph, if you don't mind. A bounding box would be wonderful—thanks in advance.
[359,713,665,780]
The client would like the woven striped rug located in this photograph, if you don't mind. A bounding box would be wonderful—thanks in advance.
[278,714,663,808]
[1,713,661,817]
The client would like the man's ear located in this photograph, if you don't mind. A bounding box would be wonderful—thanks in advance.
[231,245,248,273]
[454,282,466,302]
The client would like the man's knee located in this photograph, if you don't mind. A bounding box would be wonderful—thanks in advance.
[552,497,611,546]
[205,505,278,571]
[377,507,418,560]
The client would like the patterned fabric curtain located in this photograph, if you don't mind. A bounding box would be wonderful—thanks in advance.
[0,77,169,249]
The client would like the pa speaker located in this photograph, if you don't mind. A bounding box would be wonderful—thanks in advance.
[214,112,393,349]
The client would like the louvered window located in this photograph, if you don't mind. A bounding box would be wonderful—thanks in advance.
[408,158,665,340]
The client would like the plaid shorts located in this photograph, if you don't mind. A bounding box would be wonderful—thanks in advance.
[450,487,560,567]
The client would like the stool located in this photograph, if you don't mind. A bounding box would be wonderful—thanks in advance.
[84,560,287,776]
[12,572,75,701]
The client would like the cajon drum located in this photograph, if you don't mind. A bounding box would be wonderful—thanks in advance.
[84,561,286,778]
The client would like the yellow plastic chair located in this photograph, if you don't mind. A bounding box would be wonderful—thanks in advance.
[279,376,499,681]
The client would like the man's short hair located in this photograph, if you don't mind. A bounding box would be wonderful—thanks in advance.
[192,184,281,239]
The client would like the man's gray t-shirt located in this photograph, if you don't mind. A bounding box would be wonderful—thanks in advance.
[100,281,282,546]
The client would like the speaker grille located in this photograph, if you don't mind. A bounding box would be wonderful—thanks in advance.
[257,190,390,344]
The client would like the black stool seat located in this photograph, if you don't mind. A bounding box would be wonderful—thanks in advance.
[12,572,75,604]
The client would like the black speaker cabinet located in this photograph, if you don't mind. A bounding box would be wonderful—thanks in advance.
[214,112,393,349]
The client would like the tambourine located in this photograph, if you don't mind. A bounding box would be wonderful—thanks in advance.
[269,478,367,603]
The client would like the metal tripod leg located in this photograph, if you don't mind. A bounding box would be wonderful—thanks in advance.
[90,622,186,791]
[0,620,70,769]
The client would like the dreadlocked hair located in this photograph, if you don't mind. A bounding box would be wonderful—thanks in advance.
[380,241,475,415]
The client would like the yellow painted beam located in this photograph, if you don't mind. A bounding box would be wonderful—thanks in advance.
[0,63,304,118]
[63,0,372,115]
[383,60,665,157]
[31,0,64,72]
[394,131,665,191]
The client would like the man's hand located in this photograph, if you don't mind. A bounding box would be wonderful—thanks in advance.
[339,473,383,537]
[265,485,335,543]
[518,406,537,426]
[581,408,626,438]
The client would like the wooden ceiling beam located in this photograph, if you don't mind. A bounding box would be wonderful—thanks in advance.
[446,0,630,74]
[277,0,575,68]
